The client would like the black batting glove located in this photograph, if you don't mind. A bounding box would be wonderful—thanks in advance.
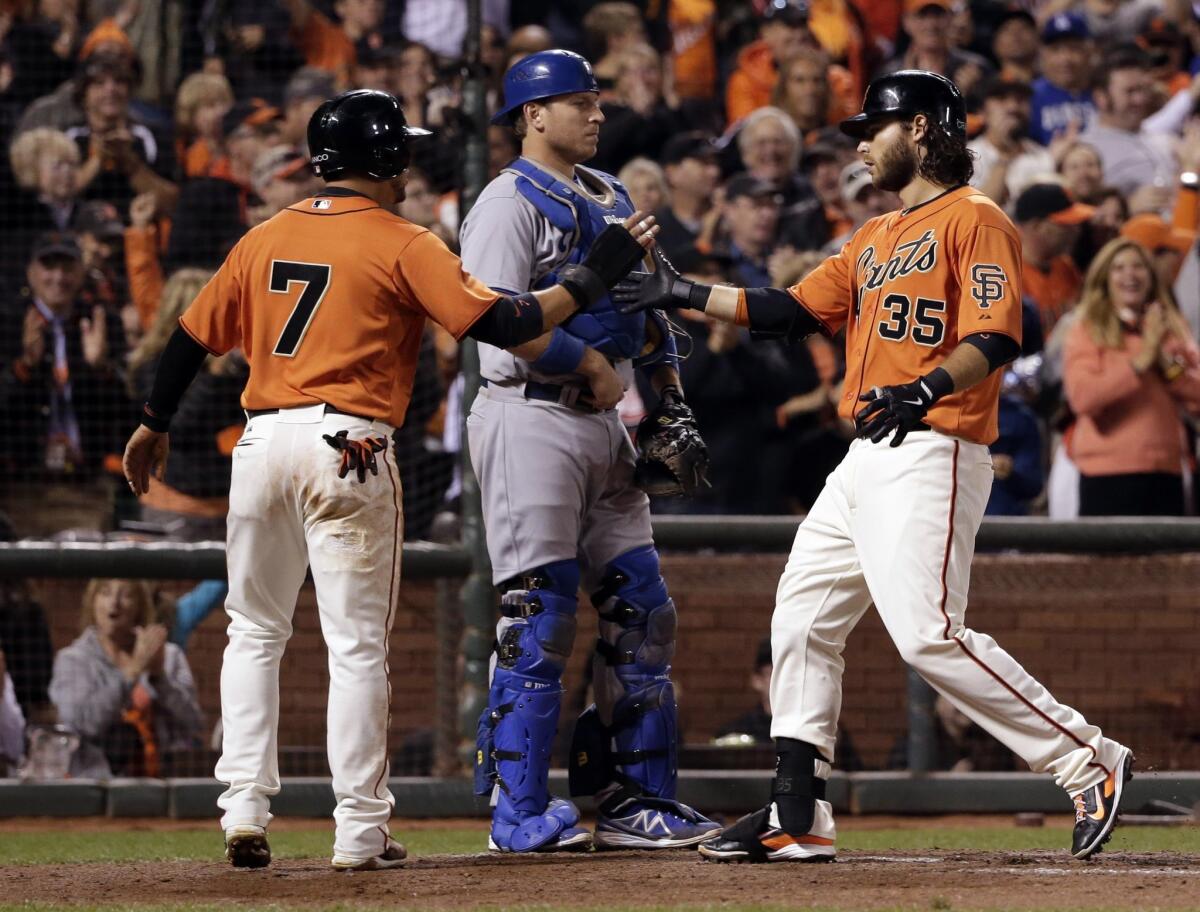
[558,223,649,310]
[323,430,388,483]
[856,371,949,448]
[611,247,708,315]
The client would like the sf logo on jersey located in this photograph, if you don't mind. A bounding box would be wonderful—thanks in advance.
[970,264,1008,309]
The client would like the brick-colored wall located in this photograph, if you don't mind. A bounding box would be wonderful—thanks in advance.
[33,552,1200,772]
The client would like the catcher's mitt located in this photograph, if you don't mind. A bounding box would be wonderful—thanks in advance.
[634,389,710,497]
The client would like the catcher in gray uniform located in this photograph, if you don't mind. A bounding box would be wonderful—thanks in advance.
[460,50,720,854]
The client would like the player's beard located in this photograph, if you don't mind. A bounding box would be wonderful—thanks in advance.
[873,135,920,193]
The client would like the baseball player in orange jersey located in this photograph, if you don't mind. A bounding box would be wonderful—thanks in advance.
[616,71,1133,863]
[122,90,657,871]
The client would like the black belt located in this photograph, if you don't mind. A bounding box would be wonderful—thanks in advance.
[245,404,375,421]
[481,378,596,412]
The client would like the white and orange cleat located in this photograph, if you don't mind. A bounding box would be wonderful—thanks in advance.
[698,801,835,863]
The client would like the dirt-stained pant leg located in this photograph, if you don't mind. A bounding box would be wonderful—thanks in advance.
[302,413,402,860]
[216,412,310,831]
[216,407,402,858]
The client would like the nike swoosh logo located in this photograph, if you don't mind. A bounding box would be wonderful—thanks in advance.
[902,399,924,406]
[1088,804,1106,822]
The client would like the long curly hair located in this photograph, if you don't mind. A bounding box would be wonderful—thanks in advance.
[918,123,975,189]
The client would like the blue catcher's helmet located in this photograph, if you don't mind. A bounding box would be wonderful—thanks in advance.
[308,89,431,181]
[491,49,599,126]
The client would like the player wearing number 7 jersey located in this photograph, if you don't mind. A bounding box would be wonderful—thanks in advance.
[616,71,1132,863]
[121,90,657,872]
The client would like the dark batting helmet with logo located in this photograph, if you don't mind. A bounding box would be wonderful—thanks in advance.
[307,89,431,181]
[839,70,967,141]
[491,49,599,125]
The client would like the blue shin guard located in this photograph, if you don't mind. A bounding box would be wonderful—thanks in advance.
[474,560,590,853]
[576,545,678,797]
[569,545,720,847]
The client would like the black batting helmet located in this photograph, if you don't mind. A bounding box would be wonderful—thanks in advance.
[307,89,431,181]
[839,70,966,141]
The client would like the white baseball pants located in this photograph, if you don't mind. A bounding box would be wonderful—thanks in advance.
[770,431,1126,795]
[215,405,402,859]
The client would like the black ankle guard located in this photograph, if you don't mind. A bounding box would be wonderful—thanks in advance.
[771,738,827,835]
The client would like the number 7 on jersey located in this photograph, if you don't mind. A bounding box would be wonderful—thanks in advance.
[271,260,332,357]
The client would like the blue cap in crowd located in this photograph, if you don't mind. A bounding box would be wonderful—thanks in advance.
[1041,12,1089,44]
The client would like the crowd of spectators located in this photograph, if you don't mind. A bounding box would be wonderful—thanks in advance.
[5,0,1200,779]
[0,0,1195,555]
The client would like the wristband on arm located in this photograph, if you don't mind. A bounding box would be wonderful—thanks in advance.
[142,325,210,432]
[530,327,588,375]
[961,332,1021,373]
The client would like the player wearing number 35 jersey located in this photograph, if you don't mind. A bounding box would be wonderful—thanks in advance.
[616,71,1133,864]
[121,90,655,872]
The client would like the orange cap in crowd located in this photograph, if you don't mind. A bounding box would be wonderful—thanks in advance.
[1120,214,1195,254]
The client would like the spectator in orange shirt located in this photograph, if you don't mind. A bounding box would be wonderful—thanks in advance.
[726,1,814,127]
[1064,238,1200,516]
[1015,183,1095,336]
[174,73,234,180]
[163,101,280,272]
[281,0,385,86]
[770,46,856,140]
[669,0,718,100]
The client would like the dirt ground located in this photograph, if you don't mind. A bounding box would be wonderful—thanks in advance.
[3,848,1198,910]
[4,817,1198,910]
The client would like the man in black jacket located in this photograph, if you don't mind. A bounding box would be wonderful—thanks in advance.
[0,233,128,537]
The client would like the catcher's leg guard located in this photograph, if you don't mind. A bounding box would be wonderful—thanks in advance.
[570,545,721,848]
[574,545,677,798]
[475,559,589,853]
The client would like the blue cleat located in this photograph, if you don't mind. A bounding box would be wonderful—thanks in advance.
[594,793,721,849]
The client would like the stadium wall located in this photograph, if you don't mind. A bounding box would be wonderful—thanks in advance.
[32,552,1200,773]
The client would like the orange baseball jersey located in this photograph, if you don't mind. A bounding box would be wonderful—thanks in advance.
[786,186,1022,445]
[180,191,499,427]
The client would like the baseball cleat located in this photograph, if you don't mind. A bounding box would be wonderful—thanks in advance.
[698,803,836,863]
[593,795,722,849]
[331,838,408,871]
[224,825,271,869]
[1070,749,1134,860]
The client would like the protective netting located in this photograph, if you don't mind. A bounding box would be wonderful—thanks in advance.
[3,549,1197,779]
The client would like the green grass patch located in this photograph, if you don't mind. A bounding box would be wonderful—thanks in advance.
[0,824,1197,865]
